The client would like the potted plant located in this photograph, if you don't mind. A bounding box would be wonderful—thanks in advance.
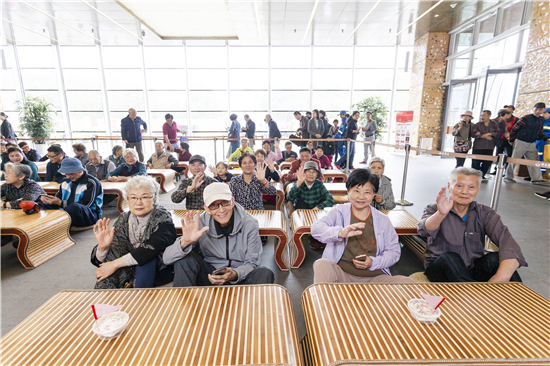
[353,96,388,140]
[15,95,56,154]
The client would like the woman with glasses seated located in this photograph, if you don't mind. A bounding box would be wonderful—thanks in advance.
[90,176,177,289]
[106,148,146,182]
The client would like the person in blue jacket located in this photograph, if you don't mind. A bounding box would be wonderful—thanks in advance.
[121,108,147,162]
[536,108,550,178]
[227,114,241,157]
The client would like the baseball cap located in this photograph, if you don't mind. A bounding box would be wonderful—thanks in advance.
[57,157,84,174]
[534,102,546,109]
[503,105,515,110]
[339,110,347,115]
[189,154,206,165]
[545,108,550,113]
[203,182,233,207]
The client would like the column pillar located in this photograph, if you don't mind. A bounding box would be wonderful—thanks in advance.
[515,1,550,117]
[408,32,450,150]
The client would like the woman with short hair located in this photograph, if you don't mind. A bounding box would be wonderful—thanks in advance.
[1,146,38,181]
[311,169,414,284]
[108,145,126,167]
[1,163,45,209]
[91,176,177,288]
[368,156,396,210]
[106,148,146,182]
[229,152,276,210]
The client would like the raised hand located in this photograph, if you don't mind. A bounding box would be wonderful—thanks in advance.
[296,164,306,184]
[179,212,208,249]
[338,222,366,239]
[274,140,280,149]
[435,187,453,216]
[267,161,275,172]
[255,162,267,182]
[190,172,205,191]
[208,165,218,176]
[94,218,115,252]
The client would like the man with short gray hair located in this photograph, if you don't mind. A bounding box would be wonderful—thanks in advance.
[85,150,115,180]
[417,167,526,283]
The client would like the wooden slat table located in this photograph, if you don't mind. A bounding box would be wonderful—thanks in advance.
[175,162,189,178]
[0,210,75,269]
[171,209,291,271]
[290,209,418,268]
[0,286,303,366]
[101,182,127,213]
[281,170,347,185]
[147,169,176,193]
[301,282,550,366]
[37,181,60,194]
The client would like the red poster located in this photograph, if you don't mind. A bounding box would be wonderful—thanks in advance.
[396,111,414,123]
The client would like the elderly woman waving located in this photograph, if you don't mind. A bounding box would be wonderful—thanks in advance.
[91,176,177,288]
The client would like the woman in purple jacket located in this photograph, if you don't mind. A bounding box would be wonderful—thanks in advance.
[311,169,415,284]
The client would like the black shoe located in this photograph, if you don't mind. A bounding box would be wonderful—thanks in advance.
[523,177,532,181]
[534,192,550,201]
[488,171,497,175]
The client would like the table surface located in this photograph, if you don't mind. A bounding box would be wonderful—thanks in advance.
[302,282,550,366]
[1,286,303,366]
[286,182,347,194]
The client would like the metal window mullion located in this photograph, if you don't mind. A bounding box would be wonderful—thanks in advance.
[467,50,475,76]
[183,41,191,134]
[309,45,313,110]
[138,41,150,131]
[226,41,231,115]
[96,44,113,147]
[8,42,25,103]
[515,29,524,64]
[495,7,504,36]
[268,44,271,114]
[52,43,72,139]
[349,44,355,113]
[387,44,399,147]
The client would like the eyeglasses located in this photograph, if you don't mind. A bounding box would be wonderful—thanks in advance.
[128,195,154,203]
[47,154,59,159]
[208,200,232,211]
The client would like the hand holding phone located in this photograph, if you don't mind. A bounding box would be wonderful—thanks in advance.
[355,254,367,261]
[212,267,228,276]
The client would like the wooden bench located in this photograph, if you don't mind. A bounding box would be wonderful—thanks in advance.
[281,169,347,185]
[147,169,176,193]
[1,286,303,366]
[101,181,127,212]
[301,282,550,366]
[171,209,291,271]
[0,210,75,269]
[400,235,427,262]
[290,208,418,268]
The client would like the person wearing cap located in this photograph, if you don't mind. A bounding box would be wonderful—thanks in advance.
[147,141,179,169]
[418,167,526,283]
[106,148,147,182]
[311,169,414,284]
[227,137,253,162]
[227,114,241,156]
[262,139,282,165]
[229,152,276,210]
[163,182,275,287]
[39,157,103,227]
[171,154,216,210]
[359,111,377,164]
[286,147,324,186]
[290,111,310,147]
[505,102,550,183]
[91,176,177,289]
[452,111,475,167]
[286,161,334,214]
[536,108,550,179]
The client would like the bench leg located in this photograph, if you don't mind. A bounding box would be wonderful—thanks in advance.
[3,230,33,269]
[276,192,284,211]
[272,232,289,271]
[291,229,308,268]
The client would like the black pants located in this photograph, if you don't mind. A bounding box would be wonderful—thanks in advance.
[455,157,466,168]
[492,140,514,171]
[289,134,307,147]
[471,149,493,177]
[172,251,275,287]
[425,252,522,282]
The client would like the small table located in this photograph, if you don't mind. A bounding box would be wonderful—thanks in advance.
[36,161,47,179]
[101,182,127,213]
[171,209,291,271]
[290,209,418,268]
[1,286,303,366]
[147,169,176,193]
[301,282,550,366]
[174,162,189,178]
[37,181,60,194]
[0,210,75,269]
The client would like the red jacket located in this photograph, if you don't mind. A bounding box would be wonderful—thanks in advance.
[286,157,324,182]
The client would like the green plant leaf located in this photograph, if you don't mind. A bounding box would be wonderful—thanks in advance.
[15,95,56,144]
[352,96,389,140]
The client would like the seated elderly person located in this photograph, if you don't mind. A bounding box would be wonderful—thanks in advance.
[228,137,253,162]
[163,182,275,287]
[1,146,38,181]
[108,145,126,167]
[286,147,324,186]
[106,148,146,182]
[311,169,415,284]
[368,156,396,210]
[262,140,282,165]
[229,153,276,210]
[73,143,89,166]
[91,176,177,288]
[39,158,103,228]
[85,149,115,180]
[418,167,526,283]
[147,141,178,169]
[172,154,216,209]
[1,163,45,209]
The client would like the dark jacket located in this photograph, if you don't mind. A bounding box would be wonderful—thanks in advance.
[121,115,147,143]
[53,172,104,218]
[1,119,17,140]
[510,114,550,144]
[245,120,256,139]
[45,158,65,183]
[268,120,282,139]
[1,178,46,209]
[298,116,310,139]
[24,149,41,162]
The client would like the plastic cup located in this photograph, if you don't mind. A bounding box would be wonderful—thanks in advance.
[92,311,129,341]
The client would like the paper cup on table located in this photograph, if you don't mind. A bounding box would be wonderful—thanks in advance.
[407,299,441,324]
[92,311,129,341]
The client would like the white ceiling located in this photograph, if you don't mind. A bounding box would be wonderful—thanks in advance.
[1,0,502,46]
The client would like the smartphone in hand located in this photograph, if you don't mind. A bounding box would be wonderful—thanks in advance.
[212,267,228,276]
[355,254,367,261]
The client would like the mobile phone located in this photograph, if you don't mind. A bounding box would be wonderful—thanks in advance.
[212,267,228,275]
[355,254,367,261]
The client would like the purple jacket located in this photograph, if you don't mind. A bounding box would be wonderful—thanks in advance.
[311,203,401,275]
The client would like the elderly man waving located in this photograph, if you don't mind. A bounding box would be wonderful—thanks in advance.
[418,167,527,283]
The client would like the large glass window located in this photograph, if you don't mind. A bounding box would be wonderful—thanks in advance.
[472,33,519,74]
[454,27,474,53]
[500,1,525,34]
[477,13,497,43]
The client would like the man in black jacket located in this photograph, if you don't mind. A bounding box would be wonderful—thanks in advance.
[121,108,147,162]
[242,114,256,149]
